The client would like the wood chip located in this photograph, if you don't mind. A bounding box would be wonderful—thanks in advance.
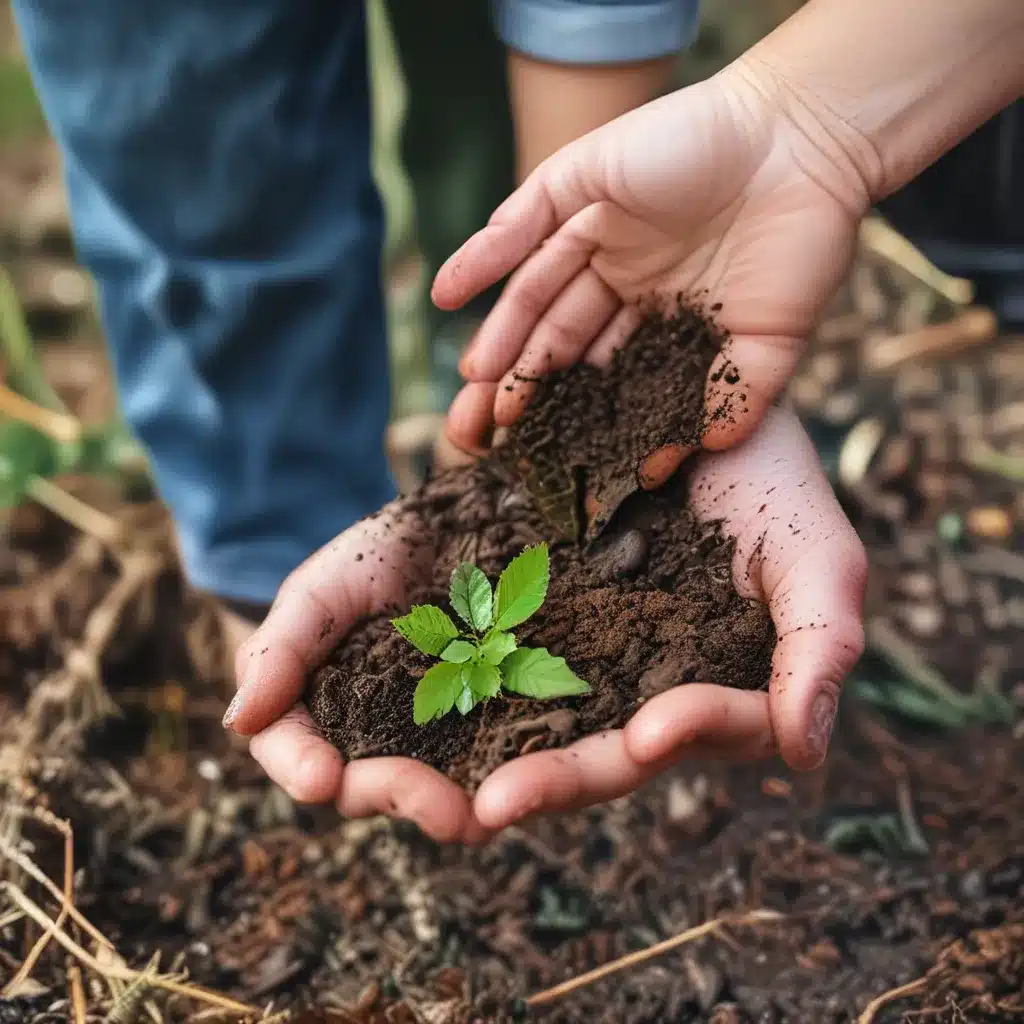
[965,506,1013,542]
[863,306,997,374]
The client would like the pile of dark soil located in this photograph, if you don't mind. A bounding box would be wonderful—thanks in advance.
[308,307,774,788]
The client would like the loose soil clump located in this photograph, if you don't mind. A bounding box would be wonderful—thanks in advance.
[308,305,774,789]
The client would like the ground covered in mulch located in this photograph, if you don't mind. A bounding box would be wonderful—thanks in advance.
[1,188,1022,1021]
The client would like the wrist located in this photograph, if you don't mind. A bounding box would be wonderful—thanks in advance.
[509,51,676,180]
[738,0,1024,203]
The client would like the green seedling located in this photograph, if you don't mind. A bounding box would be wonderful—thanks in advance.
[391,543,591,725]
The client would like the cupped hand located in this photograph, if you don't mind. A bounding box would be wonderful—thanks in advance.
[224,408,865,841]
[224,510,488,844]
[471,406,867,831]
[433,59,874,480]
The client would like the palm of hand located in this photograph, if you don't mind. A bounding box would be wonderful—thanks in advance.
[228,410,865,844]
[437,73,863,455]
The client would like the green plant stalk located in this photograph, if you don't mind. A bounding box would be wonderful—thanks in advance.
[0,268,65,412]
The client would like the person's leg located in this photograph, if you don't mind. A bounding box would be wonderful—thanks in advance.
[13,0,395,612]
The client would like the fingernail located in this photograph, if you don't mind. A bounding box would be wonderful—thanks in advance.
[807,691,837,763]
[222,688,245,730]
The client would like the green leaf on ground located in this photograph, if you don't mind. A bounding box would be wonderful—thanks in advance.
[501,647,590,700]
[450,562,493,631]
[413,662,465,724]
[494,543,549,630]
[479,631,517,666]
[393,605,460,656]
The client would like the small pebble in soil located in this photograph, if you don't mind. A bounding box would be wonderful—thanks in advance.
[590,528,649,582]
[638,658,680,700]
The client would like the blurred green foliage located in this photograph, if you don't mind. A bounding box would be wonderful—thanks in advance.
[0,57,43,141]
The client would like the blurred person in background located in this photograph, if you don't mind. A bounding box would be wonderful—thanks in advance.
[10,0,697,658]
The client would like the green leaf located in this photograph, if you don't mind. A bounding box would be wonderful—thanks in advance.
[413,662,464,724]
[479,631,517,666]
[450,563,493,631]
[455,684,476,716]
[494,543,549,630]
[464,662,502,701]
[440,639,477,664]
[392,605,459,656]
[500,647,590,700]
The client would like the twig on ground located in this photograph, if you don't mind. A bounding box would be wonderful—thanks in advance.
[857,976,929,1023]
[963,440,1024,483]
[0,830,111,951]
[862,307,996,374]
[525,909,784,1007]
[25,474,124,548]
[18,547,167,751]
[0,883,258,1016]
[69,965,87,1024]
[2,806,75,994]
[858,218,973,306]
[0,382,81,442]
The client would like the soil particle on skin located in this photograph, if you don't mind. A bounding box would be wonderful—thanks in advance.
[308,305,775,789]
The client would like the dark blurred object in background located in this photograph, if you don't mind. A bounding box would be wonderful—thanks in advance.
[880,100,1024,329]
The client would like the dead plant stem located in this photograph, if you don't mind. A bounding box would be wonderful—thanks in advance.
[0,382,81,442]
[0,883,258,1015]
[69,965,87,1024]
[526,909,783,1007]
[3,809,75,993]
[857,976,929,1023]
[25,474,123,548]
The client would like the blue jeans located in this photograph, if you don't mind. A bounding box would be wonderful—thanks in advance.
[13,0,396,606]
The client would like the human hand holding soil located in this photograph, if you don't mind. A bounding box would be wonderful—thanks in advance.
[223,407,865,840]
[434,0,1024,486]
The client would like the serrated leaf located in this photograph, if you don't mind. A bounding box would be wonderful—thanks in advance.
[450,563,493,631]
[440,639,476,664]
[479,631,517,666]
[464,661,502,700]
[392,605,459,656]
[413,662,464,724]
[455,685,476,716]
[494,543,549,630]
[500,647,590,699]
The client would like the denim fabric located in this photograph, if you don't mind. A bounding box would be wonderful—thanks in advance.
[493,0,701,64]
[12,0,396,604]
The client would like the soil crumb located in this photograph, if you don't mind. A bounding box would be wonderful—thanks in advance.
[308,304,773,789]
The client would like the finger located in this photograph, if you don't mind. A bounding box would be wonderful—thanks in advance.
[689,406,868,771]
[338,757,478,844]
[492,268,620,427]
[248,704,344,804]
[444,381,499,456]
[583,303,644,368]
[625,684,776,765]
[459,213,602,382]
[638,444,694,489]
[701,332,805,451]
[473,729,659,831]
[766,540,867,772]
[228,506,423,735]
[432,178,561,312]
